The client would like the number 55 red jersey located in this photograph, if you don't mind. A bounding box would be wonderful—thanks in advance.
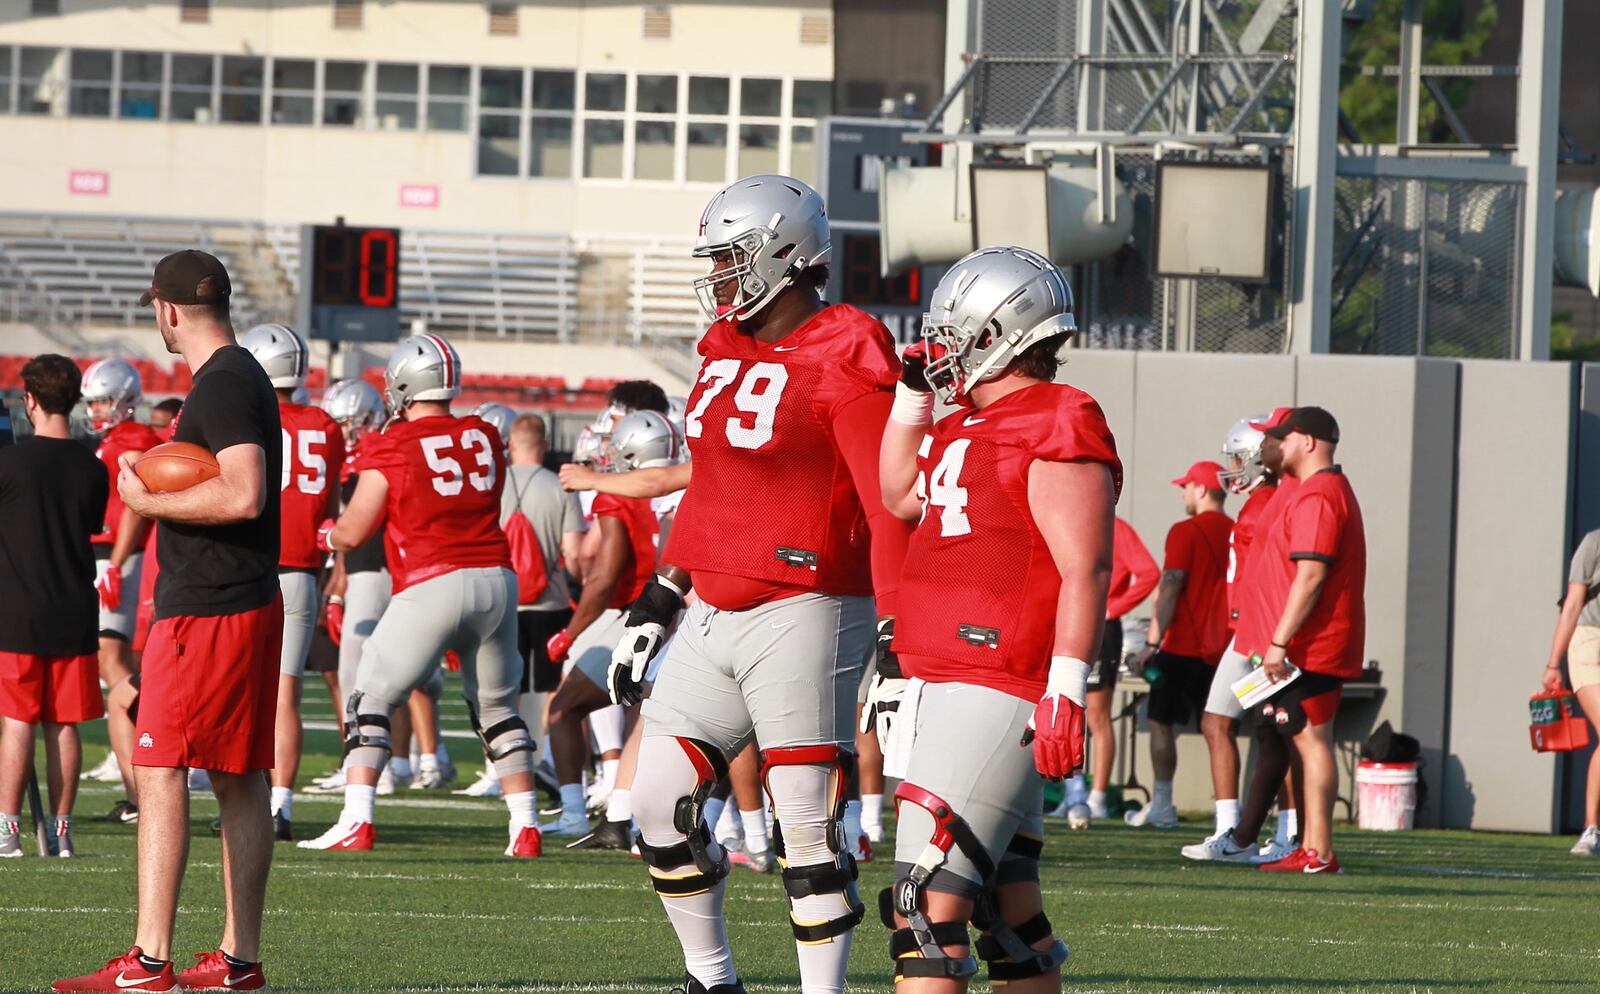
[277,401,345,569]
[354,414,511,593]
[894,383,1122,702]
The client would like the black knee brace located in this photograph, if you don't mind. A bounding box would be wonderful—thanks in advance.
[636,737,730,898]
[343,691,393,761]
[977,910,1070,981]
[465,699,536,763]
[880,888,977,981]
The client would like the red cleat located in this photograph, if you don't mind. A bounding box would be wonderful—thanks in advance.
[1257,846,1311,872]
[295,818,374,851]
[1301,849,1342,874]
[507,824,542,858]
[175,950,266,991]
[53,947,177,992]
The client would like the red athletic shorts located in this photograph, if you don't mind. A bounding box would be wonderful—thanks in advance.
[135,596,284,773]
[0,652,104,724]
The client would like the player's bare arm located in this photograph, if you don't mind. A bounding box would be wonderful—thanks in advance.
[1143,567,1188,656]
[1261,558,1329,682]
[561,460,691,498]
[561,529,586,584]
[1030,459,1116,663]
[117,442,266,526]
[567,515,628,640]
[108,504,153,572]
[878,418,924,521]
[326,469,389,552]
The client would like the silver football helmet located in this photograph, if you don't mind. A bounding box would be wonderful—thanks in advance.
[1219,416,1270,494]
[241,323,311,390]
[606,410,681,471]
[322,379,385,441]
[384,334,461,412]
[81,357,142,432]
[473,402,517,451]
[692,174,830,322]
[571,425,611,470]
[666,395,688,433]
[921,246,1076,405]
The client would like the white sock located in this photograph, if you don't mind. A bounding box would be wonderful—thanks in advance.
[740,808,769,856]
[861,793,884,832]
[842,799,863,843]
[559,783,585,816]
[343,784,377,824]
[1153,780,1174,807]
[714,800,741,843]
[607,787,633,823]
[600,757,621,793]
[418,753,439,774]
[390,756,412,779]
[270,786,293,820]
[702,796,727,836]
[409,746,421,768]
[1276,807,1299,843]
[1215,798,1240,834]
[1088,789,1108,812]
[505,789,537,828]
[1065,774,1089,805]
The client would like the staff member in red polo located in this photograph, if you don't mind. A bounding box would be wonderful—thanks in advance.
[56,251,283,994]
[1239,406,1366,875]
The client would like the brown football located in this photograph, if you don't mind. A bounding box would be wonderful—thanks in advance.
[133,442,220,493]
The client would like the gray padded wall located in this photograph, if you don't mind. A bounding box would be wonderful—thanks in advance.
[1563,365,1600,829]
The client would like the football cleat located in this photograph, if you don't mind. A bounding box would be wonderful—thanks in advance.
[1124,801,1179,829]
[53,947,177,992]
[1301,849,1342,874]
[376,766,404,795]
[1251,835,1299,865]
[849,833,874,864]
[507,823,543,858]
[455,769,502,798]
[174,951,266,991]
[273,813,292,842]
[1571,826,1600,855]
[568,818,634,851]
[296,818,374,852]
[81,752,123,783]
[863,823,884,844]
[1181,831,1258,863]
[728,846,773,874]
[305,769,347,794]
[0,815,20,858]
[51,816,75,857]
[1066,803,1092,830]
[100,800,140,824]
[1257,846,1311,873]
[674,973,747,994]
[539,809,591,837]
[409,766,449,791]
[1087,797,1110,820]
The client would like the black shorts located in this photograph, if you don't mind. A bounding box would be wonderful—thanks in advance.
[517,607,573,694]
[305,623,339,674]
[1144,651,1212,726]
[1087,617,1123,693]
[1256,672,1345,737]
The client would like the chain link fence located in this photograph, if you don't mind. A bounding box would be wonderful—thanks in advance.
[973,0,1079,129]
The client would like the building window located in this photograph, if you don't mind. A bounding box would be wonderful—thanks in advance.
[170,53,214,122]
[636,74,676,115]
[477,66,523,175]
[583,118,624,179]
[333,0,362,30]
[180,0,210,25]
[17,47,65,116]
[426,64,469,131]
[790,125,816,185]
[69,49,114,117]
[220,55,263,124]
[792,80,831,119]
[642,5,671,40]
[740,78,781,118]
[30,0,60,16]
[688,76,729,116]
[529,69,574,178]
[120,51,164,119]
[322,60,365,126]
[488,1,518,37]
[738,124,780,177]
[634,120,675,181]
[584,72,625,113]
[270,58,314,124]
[687,122,727,184]
[0,48,12,114]
[375,63,418,130]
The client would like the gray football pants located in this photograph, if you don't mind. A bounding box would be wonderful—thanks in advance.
[278,570,319,679]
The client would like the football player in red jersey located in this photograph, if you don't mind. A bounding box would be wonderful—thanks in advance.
[608,175,910,994]
[80,359,163,823]
[877,246,1120,992]
[299,334,542,857]
[240,325,343,842]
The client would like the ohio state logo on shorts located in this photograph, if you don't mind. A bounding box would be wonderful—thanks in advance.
[139,732,153,748]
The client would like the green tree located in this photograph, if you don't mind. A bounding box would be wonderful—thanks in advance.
[1341,0,1498,144]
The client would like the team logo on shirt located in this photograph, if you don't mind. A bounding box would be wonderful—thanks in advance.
[138,732,153,749]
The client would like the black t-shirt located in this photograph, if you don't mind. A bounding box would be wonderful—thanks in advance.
[155,345,282,619]
[341,474,387,575]
[0,436,109,655]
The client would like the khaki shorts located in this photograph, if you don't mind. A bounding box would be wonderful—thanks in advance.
[1569,626,1600,691]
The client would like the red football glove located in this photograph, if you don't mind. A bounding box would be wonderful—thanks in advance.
[546,629,576,665]
[444,650,462,672]
[316,518,338,553]
[1021,657,1091,779]
[96,562,122,611]
[326,598,344,646]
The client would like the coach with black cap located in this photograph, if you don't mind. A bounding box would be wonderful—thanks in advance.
[56,250,284,992]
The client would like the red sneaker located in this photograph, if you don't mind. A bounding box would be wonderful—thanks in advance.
[54,947,177,992]
[295,818,373,852]
[175,950,266,991]
[507,824,542,858]
[1302,849,1342,874]
[1257,846,1311,873]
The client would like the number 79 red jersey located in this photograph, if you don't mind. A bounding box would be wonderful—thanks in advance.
[354,414,511,593]
[893,383,1122,703]
[277,401,345,569]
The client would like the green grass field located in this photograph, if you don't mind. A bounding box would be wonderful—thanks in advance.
[3,679,1597,993]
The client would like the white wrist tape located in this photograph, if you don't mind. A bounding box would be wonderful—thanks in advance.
[889,381,935,426]
[654,573,688,600]
[1047,656,1091,709]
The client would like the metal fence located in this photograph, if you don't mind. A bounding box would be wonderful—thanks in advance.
[976,0,1080,129]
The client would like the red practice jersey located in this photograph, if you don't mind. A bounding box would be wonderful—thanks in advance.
[277,401,345,569]
[593,493,659,608]
[1232,475,1300,660]
[354,414,511,594]
[1106,516,1159,620]
[894,383,1122,703]
[1227,482,1278,623]
[664,304,904,611]
[1159,509,1233,662]
[93,420,164,546]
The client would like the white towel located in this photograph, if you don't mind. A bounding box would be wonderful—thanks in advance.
[882,677,924,780]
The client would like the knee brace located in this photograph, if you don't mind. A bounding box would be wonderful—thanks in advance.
[466,699,536,774]
[760,744,865,943]
[343,691,393,770]
[636,737,730,898]
[976,911,1069,982]
[880,890,975,982]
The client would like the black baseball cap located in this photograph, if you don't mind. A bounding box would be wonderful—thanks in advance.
[138,250,232,307]
[1255,405,1340,443]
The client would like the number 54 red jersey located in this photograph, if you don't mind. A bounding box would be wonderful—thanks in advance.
[354,414,511,593]
[894,383,1122,703]
[277,401,345,569]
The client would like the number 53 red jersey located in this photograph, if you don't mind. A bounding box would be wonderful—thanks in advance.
[354,414,511,593]
[277,401,345,569]
[894,383,1122,703]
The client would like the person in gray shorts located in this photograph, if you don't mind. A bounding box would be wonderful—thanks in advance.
[874,246,1121,990]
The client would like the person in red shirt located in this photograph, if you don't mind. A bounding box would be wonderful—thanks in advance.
[1125,461,1233,830]
[877,245,1120,990]
[609,175,911,994]
[298,334,541,858]
[241,324,343,843]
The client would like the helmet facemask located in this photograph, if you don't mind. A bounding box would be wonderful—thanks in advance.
[1218,449,1266,494]
[921,315,1075,407]
[693,226,795,323]
[85,397,132,434]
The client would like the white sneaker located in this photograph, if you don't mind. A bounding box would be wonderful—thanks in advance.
[409,767,448,790]
[1181,831,1257,862]
[1087,798,1109,820]
[455,769,503,798]
[297,816,375,851]
[186,768,213,792]
[50,816,75,857]
[1571,826,1600,855]
[0,816,22,858]
[306,769,348,794]
[863,823,884,844]
[1252,836,1299,864]
[376,767,397,796]
[728,843,773,873]
[1124,801,1180,829]
[849,833,874,864]
[81,752,122,783]
[539,809,591,837]
[1067,803,1092,830]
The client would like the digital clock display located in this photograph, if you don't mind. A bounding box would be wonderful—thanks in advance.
[310,225,400,309]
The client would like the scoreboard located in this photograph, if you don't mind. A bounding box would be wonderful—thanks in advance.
[296,223,402,343]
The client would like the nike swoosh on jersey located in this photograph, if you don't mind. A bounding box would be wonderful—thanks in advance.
[963,417,986,426]
[770,620,798,630]
[773,345,799,352]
